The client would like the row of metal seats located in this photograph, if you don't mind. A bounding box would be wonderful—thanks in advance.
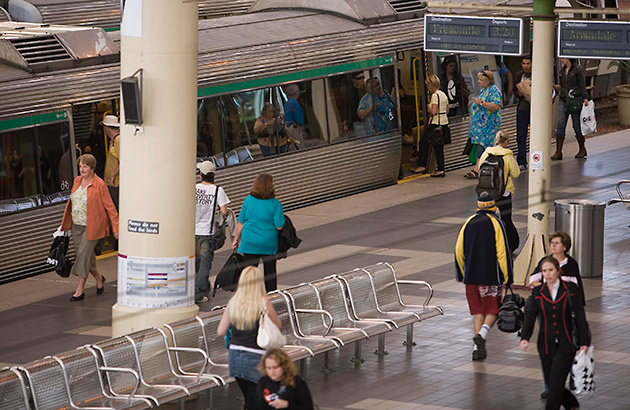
[0,191,70,213]
[196,146,254,169]
[0,263,443,410]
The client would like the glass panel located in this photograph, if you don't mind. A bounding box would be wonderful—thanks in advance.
[326,71,366,141]
[279,80,327,150]
[359,67,398,135]
[197,97,226,166]
[0,128,37,202]
[37,122,73,195]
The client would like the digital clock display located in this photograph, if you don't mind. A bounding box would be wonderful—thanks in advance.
[489,26,518,39]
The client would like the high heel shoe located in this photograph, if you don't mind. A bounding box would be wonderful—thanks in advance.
[431,172,445,178]
[96,275,106,295]
[69,293,85,302]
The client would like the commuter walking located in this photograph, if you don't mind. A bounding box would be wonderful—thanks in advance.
[455,193,513,360]
[194,160,230,303]
[60,154,118,301]
[478,130,521,253]
[414,74,449,177]
[465,70,502,179]
[513,55,532,170]
[257,348,314,410]
[217,266,282,410]
[232,173,285,292]
[520,256,590,410]
[552,58,589,160]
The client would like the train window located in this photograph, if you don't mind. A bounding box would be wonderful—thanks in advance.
[37,122,73,196]
[361,67,398,135]
[1,128,37,201]
[278,80,327,151]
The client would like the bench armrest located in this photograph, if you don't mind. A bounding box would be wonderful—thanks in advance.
[396,280,434,307]
[294,308,334,336]
[98,366,141,399]
[168,347,209,377]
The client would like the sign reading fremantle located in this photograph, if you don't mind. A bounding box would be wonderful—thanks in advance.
[424,14,530,56]
[558,20,630,59]
[118,254,194,308]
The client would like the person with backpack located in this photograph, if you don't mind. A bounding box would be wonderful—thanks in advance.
[477,130,520,253]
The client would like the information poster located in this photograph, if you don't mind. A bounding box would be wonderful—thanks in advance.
[118,254,194,308]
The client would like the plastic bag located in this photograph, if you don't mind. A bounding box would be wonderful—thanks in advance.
[580,101,597,135]
[570,346,595,395]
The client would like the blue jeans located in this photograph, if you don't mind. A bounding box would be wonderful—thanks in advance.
[516,109,530,167]
[195,235,214,300]
[259,143,289,157]
[556,100,583,138]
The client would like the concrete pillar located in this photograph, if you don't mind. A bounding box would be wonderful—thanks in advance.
[112,0,199,336]
[513,0,556,285]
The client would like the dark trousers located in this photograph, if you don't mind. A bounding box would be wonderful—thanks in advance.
[241,253,277,292]
[539,343,579,410]
[417,125,446,172]
[516,109,530,167]
[235,377,258,410]
[496,193,519,253]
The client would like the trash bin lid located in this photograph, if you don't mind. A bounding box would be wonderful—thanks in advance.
[554,199,606,210]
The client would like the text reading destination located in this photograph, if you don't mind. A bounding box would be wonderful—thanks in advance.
[558,20,630,60]
[428,24,485,37]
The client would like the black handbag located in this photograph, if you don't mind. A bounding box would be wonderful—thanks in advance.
[209,186,226,250]
[213,251,243,296]
[497,285,525,333]
[48,235,72,278]
[565,96,583,114]
[566,284,591,350]
[462,138,473,156]
[427,92,448,146]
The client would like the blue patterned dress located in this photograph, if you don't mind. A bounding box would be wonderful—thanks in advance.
[468,84,502,149]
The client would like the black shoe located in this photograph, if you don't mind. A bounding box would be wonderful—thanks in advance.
[69,293,85,302]
[96,275,106,295]
[540,390,549,399]
[472,334,487,360]
[430,172,445,178]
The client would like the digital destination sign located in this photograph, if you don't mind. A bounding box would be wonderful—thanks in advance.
[424,14,530,56]
[558,20,630,59]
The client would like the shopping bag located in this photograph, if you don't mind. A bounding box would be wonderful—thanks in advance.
[570,346,595,395]
[580,101,597,135]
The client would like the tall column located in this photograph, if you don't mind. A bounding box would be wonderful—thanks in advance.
[112,0,199,336]
[513,0,556,285]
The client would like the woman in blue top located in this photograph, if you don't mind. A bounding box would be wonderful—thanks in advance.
[465,70,502,179]
[233,173,285,292]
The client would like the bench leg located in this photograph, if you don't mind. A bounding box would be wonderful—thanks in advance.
[178,397,185,410]
[299,358,307,380]
[374,333,388,356]
[320,351,335,373]
[403,323,416,349]
[197,388,214,410]
[351,340,364,364]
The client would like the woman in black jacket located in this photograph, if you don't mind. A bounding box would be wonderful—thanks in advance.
[552,58,589,160]
[257,348,314,410]
[520,256,590,410]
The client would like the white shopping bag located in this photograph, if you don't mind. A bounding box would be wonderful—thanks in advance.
[570,346,595,395]
[580,101,597,135]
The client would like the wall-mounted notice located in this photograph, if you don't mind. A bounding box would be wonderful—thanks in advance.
[558,20,630,60]
[128,220,159,234]
[424,14,530,56]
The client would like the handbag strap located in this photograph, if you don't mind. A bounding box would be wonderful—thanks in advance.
[209,186,219,235]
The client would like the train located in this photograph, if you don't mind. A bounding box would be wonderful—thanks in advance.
[0,0,531,283]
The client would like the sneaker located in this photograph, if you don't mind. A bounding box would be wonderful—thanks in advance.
[195,296,209,303]
[472,334,487,360]
[519,164,527,171]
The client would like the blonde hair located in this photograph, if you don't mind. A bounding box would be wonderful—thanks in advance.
[227,266,266,330]
[258,349,298,387]
[477,70,495,85]
[495,130,510,145]
[425,74,440,92]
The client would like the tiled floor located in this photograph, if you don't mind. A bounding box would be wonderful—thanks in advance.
[1,131,629,409]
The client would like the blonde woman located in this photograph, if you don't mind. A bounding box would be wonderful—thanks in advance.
[257,349,314,410]
[217,266,282,410]
[478,130,520,253]
[414,74,449,177]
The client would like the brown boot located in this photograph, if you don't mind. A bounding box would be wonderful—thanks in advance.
[551,133,564,161]
[575,135,587,158]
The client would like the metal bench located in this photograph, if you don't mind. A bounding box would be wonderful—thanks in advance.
[607,180,630,227]
[361,263,444,347]
[165,313,230,385]
[91,331,197,406]
[0,367,30,410]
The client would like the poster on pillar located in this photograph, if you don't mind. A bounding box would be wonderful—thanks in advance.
[117,254,194,308]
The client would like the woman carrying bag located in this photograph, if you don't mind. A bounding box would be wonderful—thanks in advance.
[414,74,449,177]
[520,256,590,410]
[217,266,282,410]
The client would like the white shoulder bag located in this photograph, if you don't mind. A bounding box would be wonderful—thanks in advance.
[257,309,286,350]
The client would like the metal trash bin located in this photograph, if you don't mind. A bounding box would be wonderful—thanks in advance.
[554,199,605,278]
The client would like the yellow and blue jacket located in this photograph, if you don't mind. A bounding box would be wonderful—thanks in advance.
[455,210,513,285]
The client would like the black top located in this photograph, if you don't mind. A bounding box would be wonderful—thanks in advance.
[230,321,261,350]
[558,63,588,101]
[257,375,314,410]
[533,255,585,305]
[521,281,590,355]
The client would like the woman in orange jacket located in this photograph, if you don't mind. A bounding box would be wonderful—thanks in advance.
[61,154,118,301]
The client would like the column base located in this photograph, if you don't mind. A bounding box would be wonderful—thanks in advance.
[112,303,199,337]
[513,232,548,286]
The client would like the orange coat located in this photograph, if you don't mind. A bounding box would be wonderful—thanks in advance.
[61,175,119,240]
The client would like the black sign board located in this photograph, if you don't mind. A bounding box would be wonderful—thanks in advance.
[558,20,630,60]
[128,219,159,234]
[424,14,529,56]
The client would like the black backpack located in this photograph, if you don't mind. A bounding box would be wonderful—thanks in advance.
[476,153,505,200]
[213,251,243,296]
[497,286,525,333]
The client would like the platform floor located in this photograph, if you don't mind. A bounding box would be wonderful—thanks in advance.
[1,131,629,410]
